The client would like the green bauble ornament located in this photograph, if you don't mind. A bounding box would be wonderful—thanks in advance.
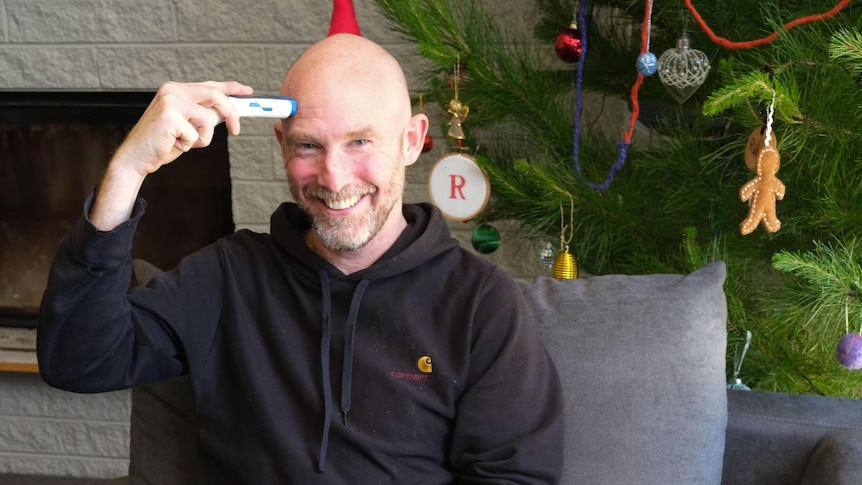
[471,223,501,254]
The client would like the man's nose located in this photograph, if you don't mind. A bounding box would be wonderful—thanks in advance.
[317,149,351,192]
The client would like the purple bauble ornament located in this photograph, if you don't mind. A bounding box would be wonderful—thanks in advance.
[836,332,862,370]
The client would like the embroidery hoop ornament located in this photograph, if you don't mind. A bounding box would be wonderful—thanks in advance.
[428,152,490,222]
[428,61,491,222]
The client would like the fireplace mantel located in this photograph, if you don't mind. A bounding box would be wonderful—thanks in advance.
[0,91,152,120]
[0,327,37,373]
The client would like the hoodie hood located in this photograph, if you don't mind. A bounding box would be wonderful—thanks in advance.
[268,202,460,471]
[269,202,460,281]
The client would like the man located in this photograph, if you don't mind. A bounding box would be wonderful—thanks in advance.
[38,34,564,483]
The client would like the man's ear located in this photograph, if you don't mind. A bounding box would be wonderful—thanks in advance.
[403,113,429,166]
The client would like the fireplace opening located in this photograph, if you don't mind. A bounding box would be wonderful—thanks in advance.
[0,92,234,328]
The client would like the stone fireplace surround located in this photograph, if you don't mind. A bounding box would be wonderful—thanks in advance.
[0,0,550,478]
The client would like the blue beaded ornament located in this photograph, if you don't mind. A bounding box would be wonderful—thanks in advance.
[636,52,658,76]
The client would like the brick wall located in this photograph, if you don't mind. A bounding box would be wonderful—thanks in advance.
[0,373,130,477]
[0,0,560,478]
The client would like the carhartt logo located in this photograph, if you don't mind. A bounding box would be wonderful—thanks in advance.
[417,356,432,374]
[388,356,434,382]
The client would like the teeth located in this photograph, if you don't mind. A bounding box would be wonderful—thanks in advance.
[324,195,361,210]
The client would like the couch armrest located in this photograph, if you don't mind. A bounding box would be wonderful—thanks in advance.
[129,375,198,485]
[800,430,862,484]
[722,390,862,485]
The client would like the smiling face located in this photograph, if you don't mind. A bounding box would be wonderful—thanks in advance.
[276,35,427,255]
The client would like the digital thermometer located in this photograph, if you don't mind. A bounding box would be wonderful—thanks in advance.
[228,95,296,119]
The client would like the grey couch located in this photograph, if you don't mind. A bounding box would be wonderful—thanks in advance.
[128,260,862,484]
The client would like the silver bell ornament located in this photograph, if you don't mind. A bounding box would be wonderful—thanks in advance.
[657,33,710,104]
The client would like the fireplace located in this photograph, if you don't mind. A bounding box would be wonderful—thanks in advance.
[0,92,234,327]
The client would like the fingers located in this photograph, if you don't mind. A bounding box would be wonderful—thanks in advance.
[168,100,215,153]
[160,81,253,137]
[157,80,255,145]
[197,81,254,136]
[114,81,254,176]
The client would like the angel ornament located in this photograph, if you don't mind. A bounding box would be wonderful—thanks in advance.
[739,145,785,235]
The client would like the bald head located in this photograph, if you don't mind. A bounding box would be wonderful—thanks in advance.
[273,35,429,267]
[280,34,413,124]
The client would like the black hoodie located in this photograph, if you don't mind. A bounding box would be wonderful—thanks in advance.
[38,198,564,484]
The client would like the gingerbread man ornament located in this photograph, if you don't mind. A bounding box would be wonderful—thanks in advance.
[739,145,785,235]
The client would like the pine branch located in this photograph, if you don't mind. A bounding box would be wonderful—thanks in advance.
[773,240,862,303]
[374,0,862,396]
[829,29,862,74]
[703,63,803,124]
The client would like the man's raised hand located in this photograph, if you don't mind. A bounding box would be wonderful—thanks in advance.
[88,81,253,231]
[117,81,253,177]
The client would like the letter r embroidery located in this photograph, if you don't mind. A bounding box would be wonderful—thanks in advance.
[449,174,466,200]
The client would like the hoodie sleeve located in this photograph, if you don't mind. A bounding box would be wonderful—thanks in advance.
[449,267,564,483]
[37,195,205,392]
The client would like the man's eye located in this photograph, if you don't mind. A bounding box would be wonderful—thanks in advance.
[352,139,369,146]
[295,143,318,151]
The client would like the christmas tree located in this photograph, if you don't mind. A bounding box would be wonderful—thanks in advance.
[374,0,862,398]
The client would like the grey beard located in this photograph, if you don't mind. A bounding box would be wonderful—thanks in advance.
[311,213,380,251]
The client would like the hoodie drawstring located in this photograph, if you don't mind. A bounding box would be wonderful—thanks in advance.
[341,278,370,425]
[315,268,371,473]
[317,268,333,473]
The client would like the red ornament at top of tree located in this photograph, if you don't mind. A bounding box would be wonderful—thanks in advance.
[328,0,361,36]
[422,133,433,153]
[555,21,583,64]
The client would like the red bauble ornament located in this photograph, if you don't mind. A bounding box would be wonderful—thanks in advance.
[554,22,583,64]
[422,133,433,153]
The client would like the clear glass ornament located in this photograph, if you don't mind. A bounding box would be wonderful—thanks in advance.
[657,33,710,104]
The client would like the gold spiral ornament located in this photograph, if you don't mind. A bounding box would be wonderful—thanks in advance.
[417,356,433,374]
[552,246,578,280]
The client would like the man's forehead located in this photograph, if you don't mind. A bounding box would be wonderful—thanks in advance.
[283,118,382,141]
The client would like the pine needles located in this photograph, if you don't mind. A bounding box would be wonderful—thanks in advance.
[373,0,862,397]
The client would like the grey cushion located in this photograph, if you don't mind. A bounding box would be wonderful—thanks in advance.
[800,430,862,485]
[129,376,197,485]
[519,261,728,485]
[129,260,198,484]
[723,389,862,485]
